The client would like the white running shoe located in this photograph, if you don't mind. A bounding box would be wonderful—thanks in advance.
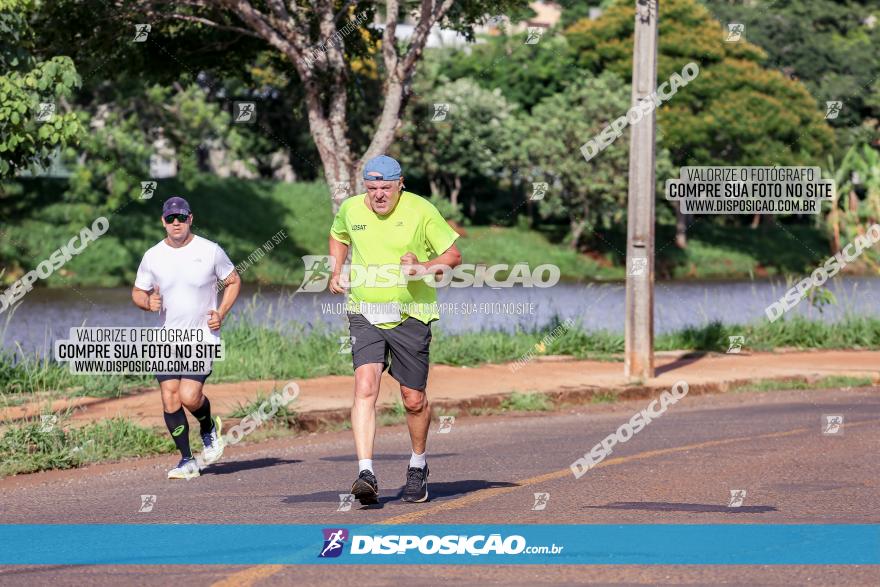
[200,415,225,465]
[167,457,201,480]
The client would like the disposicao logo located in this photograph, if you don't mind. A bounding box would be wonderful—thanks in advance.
[319,528,348,558]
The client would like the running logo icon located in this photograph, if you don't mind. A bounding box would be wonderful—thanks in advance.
[297,255,335,293]
[727,335,744,354]
[331,182,349,202]
[140,181,157,200]
[525,26,544,44]
[234,102,257,124]
[133,24,151,42]
[338,336,355,354]
[726,23,744,42]
[532,492,550,511]
[822,414,844,435]
[629,257,647,276]
[438,415,455,434]
[319,528,348,558]
[530,182,548,201]
[337,494,355,512]
[432,103,450,122]
[39,414,58,433]
[727,489,747,508]
[138,495,156,513]
[825,101,842,120]
[36,103,55,122]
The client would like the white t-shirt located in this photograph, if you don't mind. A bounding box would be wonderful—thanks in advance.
[134,234,235,343]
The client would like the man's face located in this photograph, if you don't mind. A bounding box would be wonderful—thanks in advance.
[162,213,192,240]
[364,176,403,215]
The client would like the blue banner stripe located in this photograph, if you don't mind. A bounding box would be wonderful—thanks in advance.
[0,525,876,565]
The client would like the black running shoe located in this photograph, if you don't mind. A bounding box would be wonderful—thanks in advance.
[402,464,429,503]
[351,469,379,505]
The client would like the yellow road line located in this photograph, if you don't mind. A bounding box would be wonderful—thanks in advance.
[212,564,284,587]
[212,418,878,586]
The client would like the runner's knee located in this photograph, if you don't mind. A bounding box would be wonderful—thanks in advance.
[354,379,380,401]
[401,388,427,413]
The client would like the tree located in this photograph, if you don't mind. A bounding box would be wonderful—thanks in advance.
[394,76,517,214]
[702,0,880,150]
[438,30,580,113]
[64,81,252,211]
[518,72,672,251]
[38,1,529,210]
[566,0,836,243]
[824,144,880,269]
[0,0,83,178]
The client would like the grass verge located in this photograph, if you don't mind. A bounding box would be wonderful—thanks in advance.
[3,315,880,402]
[730,375,874,393]
[0,413,175,477]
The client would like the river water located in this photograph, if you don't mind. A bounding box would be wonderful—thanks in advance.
[2,277,878,355]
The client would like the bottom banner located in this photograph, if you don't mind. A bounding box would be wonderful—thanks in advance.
[0,524,876,565]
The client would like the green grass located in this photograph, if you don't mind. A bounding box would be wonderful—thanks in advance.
[378,401,407,427]
[0,414,175,477]
[591,392,618,404]
[227,390,297,422]
[499,391,554,412]
[4,315,880,401]
[731,375,874,393]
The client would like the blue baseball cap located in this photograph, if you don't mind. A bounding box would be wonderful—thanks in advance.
[363,155,402,181]
[162,196,191,216]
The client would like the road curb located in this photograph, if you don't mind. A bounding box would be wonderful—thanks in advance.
[284,371,880,432]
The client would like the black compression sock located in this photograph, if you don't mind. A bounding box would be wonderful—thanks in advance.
[163,408,191,459]
[190,397,214,435]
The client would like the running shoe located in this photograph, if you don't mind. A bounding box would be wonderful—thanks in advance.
[351,469,379,505]
[401,463,429,503]
[167,456,201,480]
[201,415,224,465]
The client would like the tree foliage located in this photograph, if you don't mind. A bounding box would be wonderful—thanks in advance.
[566,0,836,167]
[518,72,672,250]
[702,0,880,148]
[394,75,518,214]
[0,0,83,178]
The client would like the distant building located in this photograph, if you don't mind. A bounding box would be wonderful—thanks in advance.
[377,1,563,48]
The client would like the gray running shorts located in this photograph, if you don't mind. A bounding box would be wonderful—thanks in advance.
[348,313,432,391]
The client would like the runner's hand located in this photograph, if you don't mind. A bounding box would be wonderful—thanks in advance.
[207,310,222,331]
[329,274,346,294]
[148,286,162,312]
[400,252,426,277]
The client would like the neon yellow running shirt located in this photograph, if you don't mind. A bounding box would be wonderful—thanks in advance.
[330,191,459,328]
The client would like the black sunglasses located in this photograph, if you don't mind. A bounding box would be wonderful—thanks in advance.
[164,213,190,224]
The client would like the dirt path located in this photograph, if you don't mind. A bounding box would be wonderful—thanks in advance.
[4,349,878,429]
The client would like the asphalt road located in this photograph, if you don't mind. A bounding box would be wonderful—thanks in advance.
[1,385,878,585]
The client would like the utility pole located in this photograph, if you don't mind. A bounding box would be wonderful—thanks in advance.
[624,0,659,380]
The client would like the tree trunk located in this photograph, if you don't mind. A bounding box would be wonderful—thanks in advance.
[216,0,457,212]
[429,177,441,198]
[674,200,688,249]
[749,213,760,229]
[450,176,462,207]
[569,218,587,251]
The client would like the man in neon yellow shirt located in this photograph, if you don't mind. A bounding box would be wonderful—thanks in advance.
[328,155,462,505]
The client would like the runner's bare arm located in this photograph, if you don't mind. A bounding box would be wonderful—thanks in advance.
[214,270,241,326]
[131,285,161,312]
[328,236,349,294]
[401,244,462,277]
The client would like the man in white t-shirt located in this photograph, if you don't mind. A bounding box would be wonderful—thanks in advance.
[132,196,241,479]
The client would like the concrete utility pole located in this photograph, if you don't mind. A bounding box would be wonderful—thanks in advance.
[624,0,659,380]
